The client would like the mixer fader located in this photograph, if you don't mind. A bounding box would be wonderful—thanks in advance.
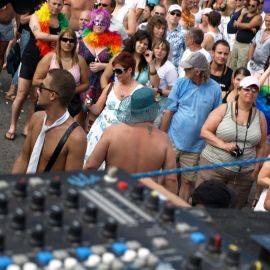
[0,169,268,270]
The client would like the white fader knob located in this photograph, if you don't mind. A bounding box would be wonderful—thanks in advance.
[104,167,118,183]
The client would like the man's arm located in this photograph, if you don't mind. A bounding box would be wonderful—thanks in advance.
[29,14,58,41]
[160,110,173,132]
[0,4,15,24]
[248,42,256,61]
[83,130,111,170]
[160,138,178,194]
[12,113,42,174]
[65,127,87,171]
[235,14,262,30]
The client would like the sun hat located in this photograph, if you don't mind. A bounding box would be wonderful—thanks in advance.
[168,4,182,13]
[239,76,260,89]
[179,52,209,70]
[116,87,171,124]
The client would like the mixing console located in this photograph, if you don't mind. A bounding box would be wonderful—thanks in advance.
[0,168,269,270]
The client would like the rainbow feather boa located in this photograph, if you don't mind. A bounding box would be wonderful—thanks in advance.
[35,3,69,56]
[82,28,122,58]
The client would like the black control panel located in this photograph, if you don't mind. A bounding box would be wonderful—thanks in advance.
[0,168,268,270]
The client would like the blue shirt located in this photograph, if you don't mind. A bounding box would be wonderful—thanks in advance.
[168,78,222,153]
[166,25,185,70]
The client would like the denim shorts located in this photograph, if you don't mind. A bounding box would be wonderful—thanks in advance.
[0,21,14,41]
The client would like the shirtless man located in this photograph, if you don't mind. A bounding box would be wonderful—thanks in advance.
[62,0,93,30]
[84,88,178,194]
[12,69,87,174]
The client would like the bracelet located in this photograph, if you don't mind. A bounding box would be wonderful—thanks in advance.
[149,69,157,76]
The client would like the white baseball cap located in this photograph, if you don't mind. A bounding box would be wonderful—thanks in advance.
[168,4,182,13]
[239,76,260,89]
[202,8,213,15]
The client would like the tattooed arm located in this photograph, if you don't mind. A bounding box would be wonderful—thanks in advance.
[29,13,58,41]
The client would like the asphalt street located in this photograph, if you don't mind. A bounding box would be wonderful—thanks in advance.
[0,70,26,174]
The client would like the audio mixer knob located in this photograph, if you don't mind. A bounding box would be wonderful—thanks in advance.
[225,244,240,267]
[207,234,221,254]
[48,205,63,227]
[130,185,144,201]
[13,180,27,198]
[83,203,98,224]
[103,217,118,239]
[67,220,82,243]
[184,254,202,270]
[30,224,45,247]
[0,230,4,252]
[0,193,8,215]
[65,189,79,209]
[30,191,45,212]
[48,179,61,196]
[162,203,175,222]
[11,208,26,230]
[146,192,159,211]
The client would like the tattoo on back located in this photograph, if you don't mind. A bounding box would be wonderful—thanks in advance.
[147,126,153,135]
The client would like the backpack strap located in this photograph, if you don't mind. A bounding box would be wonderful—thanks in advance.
[44,122,80,172]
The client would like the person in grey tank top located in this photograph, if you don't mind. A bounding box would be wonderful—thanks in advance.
[196,76,267,208]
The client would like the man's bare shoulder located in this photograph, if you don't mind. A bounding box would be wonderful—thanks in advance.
[68,124,87,144]
[30,111,46,126]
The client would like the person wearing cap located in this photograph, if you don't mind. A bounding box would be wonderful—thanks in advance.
[0,0,42,24]
[166,4,185,70]
[160,52,222,201]
[198,76,267,208]
[199,7,212,33]
[84,87,178,194]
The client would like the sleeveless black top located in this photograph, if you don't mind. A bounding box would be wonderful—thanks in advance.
[236,15,260,43]
[21,25,61,65]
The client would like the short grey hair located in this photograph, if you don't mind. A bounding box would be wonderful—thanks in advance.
[189,28,204,45]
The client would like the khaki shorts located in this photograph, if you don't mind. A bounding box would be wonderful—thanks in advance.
[197,156,254,208]
[173,147,200,183]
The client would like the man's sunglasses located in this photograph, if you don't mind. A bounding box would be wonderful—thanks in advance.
[60,37,76,44]
[94,2,109,8]
[242,87,259,93]
[248,4,257,8]
[38,83,59,95]
[169,11,181,17]
[112,67,127,75]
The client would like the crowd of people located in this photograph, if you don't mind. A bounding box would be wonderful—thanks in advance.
[1,0,270,210]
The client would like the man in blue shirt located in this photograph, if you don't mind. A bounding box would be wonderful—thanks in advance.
[166,4,185,71]
[161,52,222,201]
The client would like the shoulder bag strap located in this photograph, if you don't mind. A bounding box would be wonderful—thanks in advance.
[44,122,80,172]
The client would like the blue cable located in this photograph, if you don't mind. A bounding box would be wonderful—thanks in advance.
[131,157,270,179]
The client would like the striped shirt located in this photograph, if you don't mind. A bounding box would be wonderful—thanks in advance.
[202,102,261,172]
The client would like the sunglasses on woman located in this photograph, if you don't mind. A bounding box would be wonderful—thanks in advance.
[93,19,108,27]
[60,37,76,44]
[242,87,259,93]
[113,67,127,75]
[169,11,181,17]
[94,2,109,8]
